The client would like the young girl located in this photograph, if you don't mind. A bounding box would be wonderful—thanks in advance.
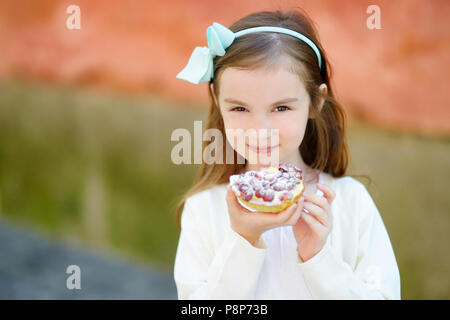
[173,9,401,299]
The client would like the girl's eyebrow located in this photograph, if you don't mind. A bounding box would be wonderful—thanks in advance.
[223,97,299,107]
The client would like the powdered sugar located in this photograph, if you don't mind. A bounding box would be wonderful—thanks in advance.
[229,163,304,208]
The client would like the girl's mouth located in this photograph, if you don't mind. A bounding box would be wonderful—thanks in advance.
[246,144,279,154]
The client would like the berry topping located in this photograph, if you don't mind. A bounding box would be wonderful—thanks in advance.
[281,192,293,201]
[242,190,254,201]
[248,170,256,177]
[255,188,265,199]
[286,182,295,190]
[294,166,303,173]
[255,172,264,180]
[272,181,287,191]
[262,189,275,202]
[229,163,304,210]
[239,183,250,192]
[253,180,263,189]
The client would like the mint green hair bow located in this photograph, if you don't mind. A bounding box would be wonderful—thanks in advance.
[176,22,322,84]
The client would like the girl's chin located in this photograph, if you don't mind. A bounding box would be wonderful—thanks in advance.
[243,158,285,170]
[237,146,285,168]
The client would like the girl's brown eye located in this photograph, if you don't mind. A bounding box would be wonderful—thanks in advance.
[275,105,290,112]
[232,106,247,112]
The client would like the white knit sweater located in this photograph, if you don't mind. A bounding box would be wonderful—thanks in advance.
[174,171,401,299]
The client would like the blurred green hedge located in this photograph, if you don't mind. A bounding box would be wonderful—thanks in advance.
[0,80,448,299]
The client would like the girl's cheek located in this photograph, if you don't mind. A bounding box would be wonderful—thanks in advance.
[223,116,247,130]
[283,121,307,140]
[224,130,246,153]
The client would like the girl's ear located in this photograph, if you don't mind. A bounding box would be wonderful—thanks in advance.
[309,83,328,119]
[210,83,219,108]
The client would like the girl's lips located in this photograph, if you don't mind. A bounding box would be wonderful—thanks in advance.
[246,144,279,153]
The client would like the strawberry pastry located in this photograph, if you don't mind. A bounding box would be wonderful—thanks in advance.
[229,163,305,213]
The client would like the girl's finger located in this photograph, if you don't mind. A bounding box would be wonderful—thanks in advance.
[302,201,329,227]
[284,205,303,226]
[269,200,297,224]
[300,210,327,235]
[303,193,329,212]
[317,183,336,204]
[249,199,300,227]
[226,186,252,215]
[279,196,305,223]
[279,199,303,225]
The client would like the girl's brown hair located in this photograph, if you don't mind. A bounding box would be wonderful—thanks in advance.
[175,9,371,228]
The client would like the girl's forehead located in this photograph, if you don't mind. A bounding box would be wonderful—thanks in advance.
[219,64,307,98]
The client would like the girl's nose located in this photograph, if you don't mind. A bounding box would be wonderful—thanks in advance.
[248,114,272,132]
[246,115,276,143]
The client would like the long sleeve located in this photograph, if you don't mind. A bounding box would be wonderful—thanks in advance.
[295,181,401,299]
[174,197,267,299]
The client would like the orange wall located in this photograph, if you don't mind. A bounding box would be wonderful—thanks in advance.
[0,0,448,135]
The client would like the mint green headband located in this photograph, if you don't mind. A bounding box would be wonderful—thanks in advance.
[176,22,322,84]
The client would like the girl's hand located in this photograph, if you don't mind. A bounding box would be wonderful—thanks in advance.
[226,185,304,246]
[293,183,335,262]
